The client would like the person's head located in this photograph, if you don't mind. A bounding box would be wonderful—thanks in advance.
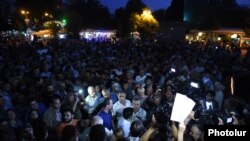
[112,82,120,92]
[123,107,134,120]
[75,78,81,85]
[66,91,75,103]
[139,69,145,76]
[163,86,174,101]
[145,76,152,86]
[127,78,134,86]
[89,124,106,141]
[148,128,168,141]
[23,123,34,138]
[52,96,61,110]
[59,82,66,91]
[205,90,215,102]
[88,86,96,98]
[76,118,90,132]
[113,128,124,140]
[95,85,101,93]
[30,109,39,120]
[184,134,195,141]
[61,125,78,141]
[166,84,174,93]
[122,81,129,90]
[153,105,168,125]
[0,119,8,131]
[146,86,153,95]
[214,82,225,91]
[132,96,141,112]
[29,98,39,110]
[189,124,203,141]
[34,68,40,75]
[130,120,145,137]
[153,94,161,106]
[47,84,54,92]
[33,124,48,141]
[3,83,11,91]
[91,115,103,126]
[62,108,74,123]
[101,89,110,98]
[118,92,126,104]
[14,94,26,105]
[137,87,145,97]
[126,71,134,79]
[6,109,16,120]
[102,98,113,111]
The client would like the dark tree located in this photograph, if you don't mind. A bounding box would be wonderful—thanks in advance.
[64,0,112,34]
[184,0,246,29]
[166,0,184,22]
[114,7,125,37]
[114,0,146,37]
[0,0,18,31]
[153,9,167,22]
[16,0,58,30]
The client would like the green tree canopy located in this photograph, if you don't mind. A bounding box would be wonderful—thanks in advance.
[131,8,160,38]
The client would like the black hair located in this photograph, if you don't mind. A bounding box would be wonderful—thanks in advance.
[153,105,171,125]
[61,107,73,115]
[132,95,141,101]
[33,123,48,140]
[122,107,134,120]
[51,95,61,104]
[28,97,37,105]
[130,120,145,137]
[205,90,215,97]
[184,134,195,141]
[113,128,124,140]
[145,75,152,81]
[29,109,39,118]
[61,125,77,141]
[89,124,106,141]
[102,98,111,108]
[148,127,168,141]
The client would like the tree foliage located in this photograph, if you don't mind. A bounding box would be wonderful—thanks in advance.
[15,0,112,33]
[166,0,184,22]
[64,0,112,34]
[131,8,160,38]
[16,0,58,30]
[153,9,167,22]
[114,0,146,37]
[184,0,245,29]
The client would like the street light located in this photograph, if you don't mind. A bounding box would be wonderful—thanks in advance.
[20,10,30,26]
[20,10,32,38]
[21,10,29,19]
[44,12,53,19]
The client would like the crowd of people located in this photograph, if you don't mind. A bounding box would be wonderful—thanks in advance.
[0,35,250,141]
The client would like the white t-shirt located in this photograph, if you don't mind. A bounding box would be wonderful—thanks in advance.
[113,100,132,118]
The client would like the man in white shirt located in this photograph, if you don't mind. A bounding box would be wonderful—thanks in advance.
[135,68,151,87]
[85,86,101,114]
[113,92,132,120]
[117,107,134,138]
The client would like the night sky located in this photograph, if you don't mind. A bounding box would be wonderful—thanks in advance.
[100,0,250,14]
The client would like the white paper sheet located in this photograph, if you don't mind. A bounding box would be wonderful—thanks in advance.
[170,93,196,122]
